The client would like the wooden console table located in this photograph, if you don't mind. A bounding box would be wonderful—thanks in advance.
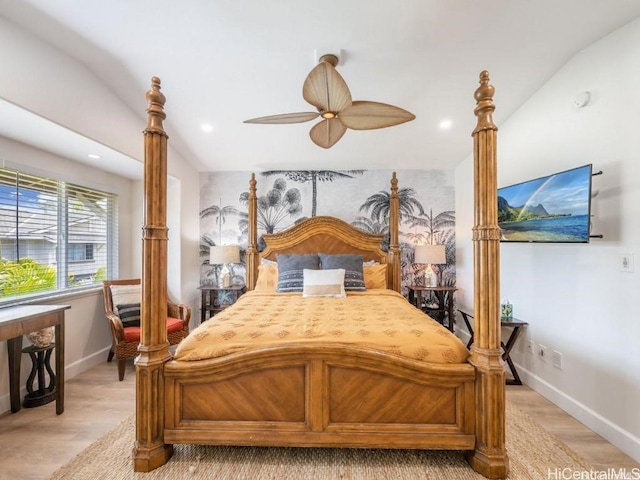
[458,308,528,385]
[0,305,70,414]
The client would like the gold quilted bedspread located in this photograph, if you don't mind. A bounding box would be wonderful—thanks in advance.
[174,289,470,365]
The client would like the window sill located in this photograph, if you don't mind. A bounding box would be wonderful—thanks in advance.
[0,285,102,308]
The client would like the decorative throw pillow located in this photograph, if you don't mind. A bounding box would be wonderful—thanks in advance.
[302,269,346,298]
[110,284,141,315]
[260,257,277,265]
[117,303,141,327]
[276,254,320,292]
[318,254,366,291]
[364,264,388,289]
[254,264,279,292]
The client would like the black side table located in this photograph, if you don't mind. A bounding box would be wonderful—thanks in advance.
[199,285,245,323]
[408,285,458,332]
[22,344,57,408]
[458,309,528,386]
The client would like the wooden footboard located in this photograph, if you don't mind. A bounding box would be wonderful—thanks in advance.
[164,346,476,450]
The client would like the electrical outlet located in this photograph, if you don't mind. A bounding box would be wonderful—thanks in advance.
[527,340,535,354]
[620,253,635,272]
[552,350,563,369]
[538,344,548,362]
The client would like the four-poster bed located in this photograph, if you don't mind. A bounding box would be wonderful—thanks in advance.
[133,72,508,478]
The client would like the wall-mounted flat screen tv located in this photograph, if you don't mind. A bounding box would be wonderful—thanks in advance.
[498,164,593,243]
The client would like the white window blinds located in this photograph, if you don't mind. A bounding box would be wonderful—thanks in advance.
[0,167,118,302]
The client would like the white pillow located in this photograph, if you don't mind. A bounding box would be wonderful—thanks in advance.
[302,268,346,298]
[110,284,141,315]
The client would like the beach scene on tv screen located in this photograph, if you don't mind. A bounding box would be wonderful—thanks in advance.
[497,165,591,242]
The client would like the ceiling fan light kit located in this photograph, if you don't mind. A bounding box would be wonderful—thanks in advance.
[244,53,415,148]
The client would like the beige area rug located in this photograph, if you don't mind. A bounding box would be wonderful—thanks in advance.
[50,403,591,480]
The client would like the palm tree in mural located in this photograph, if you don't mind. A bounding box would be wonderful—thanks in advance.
[406,209,455,245]
[351,216,388,235]
[239,178,303,234]
[200,202,241,245]
[403,231,430,245]
[199,234,216,262]
[358,186,425,226]
[262,170,365,217]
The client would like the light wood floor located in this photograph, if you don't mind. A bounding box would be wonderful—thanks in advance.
[0,360,637,479]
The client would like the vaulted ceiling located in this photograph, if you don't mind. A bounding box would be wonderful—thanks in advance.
[1,1,640,173]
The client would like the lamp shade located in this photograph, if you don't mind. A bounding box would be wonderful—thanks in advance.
[414,244,446,265]
[209,245,240,265]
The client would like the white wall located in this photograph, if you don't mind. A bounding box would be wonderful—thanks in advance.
[0,17,201,411]
[0,15,201,311]
[456,18,640,461]
[0,136,134,412]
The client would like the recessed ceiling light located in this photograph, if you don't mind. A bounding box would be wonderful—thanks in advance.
[439,119,452,130]
[87,154,101,159]
[201,123,214,133]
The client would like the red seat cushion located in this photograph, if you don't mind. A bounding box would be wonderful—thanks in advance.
[123,317,184,342]
[166,316,185,333]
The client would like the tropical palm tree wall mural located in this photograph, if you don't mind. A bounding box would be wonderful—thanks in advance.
[358,186,425,224]
[239,177,303,234]
[262,170,364,217]
[199,169,456,291]
[355,184,456,290]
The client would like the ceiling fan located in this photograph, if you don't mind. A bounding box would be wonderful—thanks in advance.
[243,54,416,149]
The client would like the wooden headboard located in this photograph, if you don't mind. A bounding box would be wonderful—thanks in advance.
[245,173,401,292]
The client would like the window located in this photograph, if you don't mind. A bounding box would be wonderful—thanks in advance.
[68,244,95,262]
[0,167,118,301]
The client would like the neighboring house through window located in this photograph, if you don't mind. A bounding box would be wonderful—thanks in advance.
[0,167,118,302]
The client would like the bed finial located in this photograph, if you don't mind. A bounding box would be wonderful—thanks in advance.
[473,71,497,134]
[145,76,167,135]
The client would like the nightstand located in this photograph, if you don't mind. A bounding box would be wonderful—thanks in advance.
[198,285,245,323]
[408,285,458,332]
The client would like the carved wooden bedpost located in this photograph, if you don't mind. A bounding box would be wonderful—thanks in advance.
[466,71,509,478]
[388,172,401,293]
[133,77,173,471]
[246,173,259,291]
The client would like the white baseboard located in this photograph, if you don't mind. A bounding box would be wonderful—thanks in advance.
[0,346,111,415]
[515,364,640,463]
[455,322,640,462]
[64,346,111,379]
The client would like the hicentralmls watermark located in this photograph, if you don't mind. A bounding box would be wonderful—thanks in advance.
[547,468,640,480]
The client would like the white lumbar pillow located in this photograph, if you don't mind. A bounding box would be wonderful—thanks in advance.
[110,284,141,315]
[302,268,346,298]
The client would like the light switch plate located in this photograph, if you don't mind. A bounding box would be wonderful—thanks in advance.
[620,253,635,272]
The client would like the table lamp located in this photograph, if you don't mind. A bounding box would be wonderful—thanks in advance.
[209,245,240,287]
[414,244,446,287]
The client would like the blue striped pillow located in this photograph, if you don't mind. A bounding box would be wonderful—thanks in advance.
[319,254,366,291]
[276,254,320,292]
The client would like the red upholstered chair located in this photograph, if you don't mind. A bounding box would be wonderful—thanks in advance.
[102,279,190,380]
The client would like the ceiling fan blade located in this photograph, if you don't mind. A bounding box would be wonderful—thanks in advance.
[302,62,352,113]
[338,101,415,130]
[309,118,347,149]
[244,112,319,124]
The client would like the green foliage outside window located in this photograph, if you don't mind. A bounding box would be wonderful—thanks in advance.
[0,258,57,297]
